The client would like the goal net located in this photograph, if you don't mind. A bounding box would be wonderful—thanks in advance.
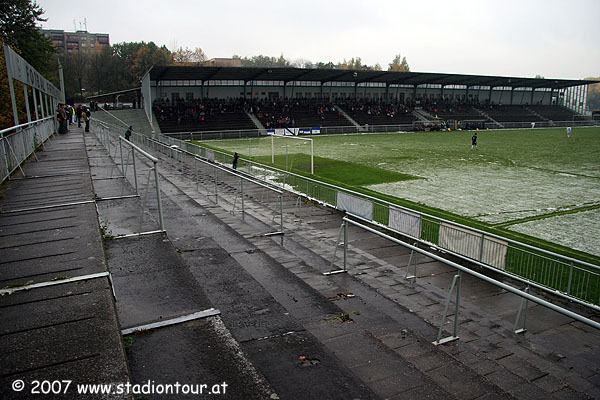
[268,133,314,174]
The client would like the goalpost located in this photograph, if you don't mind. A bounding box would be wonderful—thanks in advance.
[269,133,314,174]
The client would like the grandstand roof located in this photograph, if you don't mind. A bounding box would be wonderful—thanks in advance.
[149,66,598,90]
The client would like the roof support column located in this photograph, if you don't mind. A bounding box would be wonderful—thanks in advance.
[243,81,247,100]
[511,88,514,105]
[440,85,444,101]
[489,86,493,103]
[413,85,417,100]
[530,88,534,105]
[320,82,324,99]
[354,82,357,99]
[385,83,389,101]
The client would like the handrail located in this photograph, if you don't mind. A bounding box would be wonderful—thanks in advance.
[0,116,55,136]
[119,135,158,163]
[181,138,600,272]
[117,135,164,231]
[347,212,600,313]
[193,155,282,195]
[154,132,600,307]
[343,217,600,331]
[92,115,600,306]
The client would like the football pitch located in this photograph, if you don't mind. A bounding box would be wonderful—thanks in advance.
[198,127,600,259]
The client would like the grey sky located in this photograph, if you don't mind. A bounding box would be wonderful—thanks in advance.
[37,0,599,80]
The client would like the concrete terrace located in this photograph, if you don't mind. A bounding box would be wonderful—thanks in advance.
[0,118,599,399]
[0,129,129,398]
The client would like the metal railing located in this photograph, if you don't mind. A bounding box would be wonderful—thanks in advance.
[161,119,598,140]
[1,117,56,183]
[91,120,165,234]
[486,120,599,129]
[91,116,600,309]
[136,132,285,237]
[145,132,600,309]
[340,217,600,341]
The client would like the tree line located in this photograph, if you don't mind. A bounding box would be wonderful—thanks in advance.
[2,0,597,129]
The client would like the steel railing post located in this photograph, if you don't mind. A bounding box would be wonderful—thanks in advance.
[280,192,283,235]
[343,220,348,272]
[453,271,461,338]
[132,148,138,195]
[153,161,164,231]
[567,261,574,295]
[214,164,218,204]
[241,176,245,219]
[119,138,124,176]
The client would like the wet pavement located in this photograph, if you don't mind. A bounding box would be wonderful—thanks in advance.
[1,124,599,399]
[0,129,129,399]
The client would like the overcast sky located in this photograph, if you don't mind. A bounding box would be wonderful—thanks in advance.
[37,0,599,80]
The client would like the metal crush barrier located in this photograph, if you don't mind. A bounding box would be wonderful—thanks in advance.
[92,121,165,235]
[140,133,285,238]
[148,130,600,309]
[340,217,600,342]
[90,117,600,310]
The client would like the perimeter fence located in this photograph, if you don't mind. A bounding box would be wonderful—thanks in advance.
[162,119,599,141]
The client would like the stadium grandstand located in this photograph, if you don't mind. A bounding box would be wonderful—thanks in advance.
[138,66,598,136]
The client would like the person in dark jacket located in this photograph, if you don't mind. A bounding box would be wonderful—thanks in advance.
[84,107,91,132]
[76,105,83,127]
[125,126,133,141]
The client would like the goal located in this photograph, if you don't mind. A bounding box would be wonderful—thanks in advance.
[268,133,314,174]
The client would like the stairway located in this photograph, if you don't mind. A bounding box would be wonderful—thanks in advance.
[475,108,503,128]
[334,105,364,131]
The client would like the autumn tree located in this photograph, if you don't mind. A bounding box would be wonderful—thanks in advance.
[315,61,335,69]
[112,41,170,85]
[0,0,56,128]
[388,54,410,72]
[235,54,289,68]
[0,0,56,74]
[172,46,207,64]
[337,57,363,70]
[61,46,90,102]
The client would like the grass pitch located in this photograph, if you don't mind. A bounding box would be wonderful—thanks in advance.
[197,127,600,260]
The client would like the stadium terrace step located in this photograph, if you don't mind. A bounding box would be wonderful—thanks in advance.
[134,140,600,399]
[0,128,130,399]
[84,131,381,399]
